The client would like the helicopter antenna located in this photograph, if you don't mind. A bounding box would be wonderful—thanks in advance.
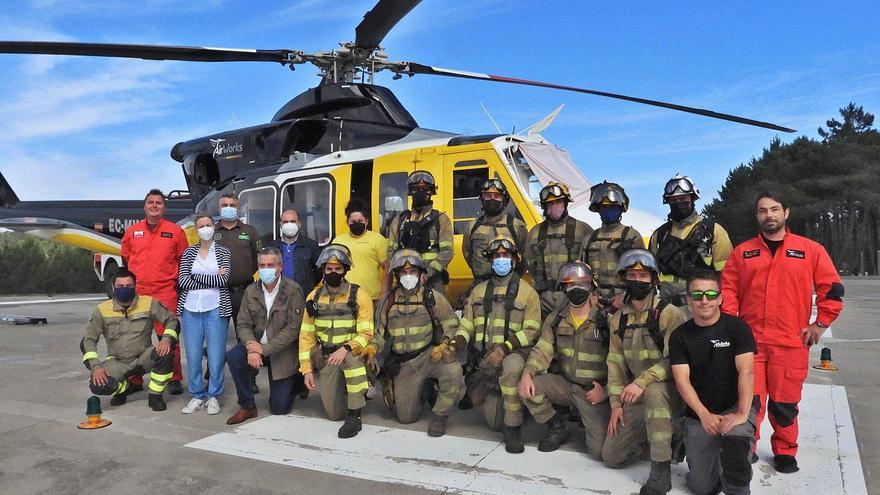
[480,103,503,134]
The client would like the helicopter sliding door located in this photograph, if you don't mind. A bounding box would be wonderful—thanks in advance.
[238,185,277,246]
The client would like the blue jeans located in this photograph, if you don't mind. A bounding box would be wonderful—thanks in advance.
[181,308,229,399]
[226,343,299,414]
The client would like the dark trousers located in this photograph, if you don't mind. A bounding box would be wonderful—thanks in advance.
[226,343,302,415]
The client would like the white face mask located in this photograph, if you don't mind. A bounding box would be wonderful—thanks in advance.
[281,222,299,238]
[399,274,419,291]
[197,226,215,241]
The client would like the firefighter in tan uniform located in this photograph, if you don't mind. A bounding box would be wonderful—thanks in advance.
[462,179,528,284]
[368,249,463,437]
[453,235,541,453]
[582,181,644,311]
[605,249,688,495]
[519,261,611,458]
[80,269,179,412]
[523,182,592,317]
[387,170,454,293]
[649,175,732,308]
[299,244,375,438]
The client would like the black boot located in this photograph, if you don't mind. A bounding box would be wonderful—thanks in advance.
[773,454,799,473]
[427,412,449,437]
[639,461,671,495]
[538,411,571,452]
[338,409,362,438]
[166,380,183,395]
[503,425,524,454]
[458,394,473,410]
[148,393,167,412]
[251,373,260,394]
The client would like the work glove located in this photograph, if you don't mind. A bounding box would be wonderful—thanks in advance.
[483,343,508,369]
[431,338,457,364]
[360,342,379,366]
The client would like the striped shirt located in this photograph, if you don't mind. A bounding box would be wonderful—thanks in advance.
[177,243,233,318]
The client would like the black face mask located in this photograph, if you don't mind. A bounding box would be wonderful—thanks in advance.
[114,287,135,303]
[566,288,590,306]
[669,201,694,222]
[482,199,503,216]
[324,272,344,288]
[411,190,432,208]
[349,222,367,236]
[625,280,654,300]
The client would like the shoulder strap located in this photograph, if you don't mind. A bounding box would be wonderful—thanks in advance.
[550,311,565,332]
[469,215,485,239]
[506,213,516,240]
[481,278,496,347]
[654,221,672,247]
[347,284,360,319]
[563,216,577,257]
[583,227,601,256]
[647,300,669,352]
[502,274,521,342]
[616,312,629,341]
[429,210,441,250]
[423,287,443,344]
[306,285,323,317]
[536,221,549,283]
[396,209,412,239]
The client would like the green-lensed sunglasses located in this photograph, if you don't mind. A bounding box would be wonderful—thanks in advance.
[689,290,720,301]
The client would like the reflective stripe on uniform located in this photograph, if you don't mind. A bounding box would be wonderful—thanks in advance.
[577,352,606,362]
[316,318,355,328]
[82,351,99,362]
[298,351,311,361]
[343,367,367,379]
[162,328,178,340]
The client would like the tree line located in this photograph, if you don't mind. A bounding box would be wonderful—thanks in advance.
[0,233,103,294]
[704,103,880,275]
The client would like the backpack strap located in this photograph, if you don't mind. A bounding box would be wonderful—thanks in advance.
[615,312,629,342]
[535,221,550,287]
[502,273,521,343]
[305,284,323,318]
[347,283,360,319]
[647,300,669,352]
[481,277,496,348]
[396,209,412,243]
[550,311,565,333]
[563,216,577,259]
[423,287,442,344]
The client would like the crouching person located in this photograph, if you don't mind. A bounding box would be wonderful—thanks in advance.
[299,244,374,438]
[518,261,611,457]
[370,249,462,436]
[226,247,305,425]
[80,269,178,411]
[604,249,687,495]
[670,270,757,495]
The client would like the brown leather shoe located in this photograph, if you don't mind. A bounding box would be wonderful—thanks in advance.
[226,407,258,425]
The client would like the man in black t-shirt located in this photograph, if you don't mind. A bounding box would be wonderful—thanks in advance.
[669,270,757,495]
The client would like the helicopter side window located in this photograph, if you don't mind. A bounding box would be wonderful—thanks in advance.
[452,167,489,235]
[378,172,408,237]
[281,177,332,246]
[239,186,277,245]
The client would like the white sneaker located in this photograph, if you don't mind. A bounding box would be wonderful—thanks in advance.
[205,397,221,415]
[181,398,205,414]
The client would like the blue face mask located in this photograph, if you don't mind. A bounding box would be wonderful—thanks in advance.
[114,287,135,303]
[492,257,513,276]
[219,206,238,221]
[599,205,623,224]
[259,268,278,285]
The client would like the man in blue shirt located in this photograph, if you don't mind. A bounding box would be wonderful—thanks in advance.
[273,209,321,294]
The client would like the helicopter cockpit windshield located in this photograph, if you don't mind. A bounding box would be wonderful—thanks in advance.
[506,147,543,208]
[511,142,593,209]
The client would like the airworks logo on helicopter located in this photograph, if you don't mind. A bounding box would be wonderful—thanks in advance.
[210,138,244,158]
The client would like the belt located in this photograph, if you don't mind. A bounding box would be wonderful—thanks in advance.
[393,347,428,364]
[321,344,341,355]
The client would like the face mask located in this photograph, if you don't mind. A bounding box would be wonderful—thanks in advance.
[219,206,238,221]
[114,287,135,303]
[324,271,344,287]
[349,222,367,236]
[259,268,278,285]
[411,190,431,208]
[625,279,654,300]
[281,222,299,238]
[197,226,214,241]
[482,199,503,216]
[669,202,694,222]
[492,257,513,277]
[599,205,623,224]
[545,202,566,221]
[399,274,419,291]
[566,287,590,306]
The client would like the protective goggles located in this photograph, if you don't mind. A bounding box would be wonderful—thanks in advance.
[408,171,435,187]
[689,290,720,301]
[484,238,517,255]
[539,184,566,202]
[481,178,507,193]
[590,185,626,205]
[664,178,696,197]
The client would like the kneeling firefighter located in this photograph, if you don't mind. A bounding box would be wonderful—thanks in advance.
[367,249,463,437]
[453,235,541,453]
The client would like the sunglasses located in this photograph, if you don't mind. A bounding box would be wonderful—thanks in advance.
[689,290,720,301]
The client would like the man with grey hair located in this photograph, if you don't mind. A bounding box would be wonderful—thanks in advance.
[226,247,306,425]
[272,209,321,295]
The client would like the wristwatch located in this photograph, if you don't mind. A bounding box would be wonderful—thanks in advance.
[343,344,353,352]
[816,322,828,329]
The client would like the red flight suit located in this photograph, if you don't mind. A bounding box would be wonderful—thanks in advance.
[721,229,844,457]
[121,218,190,383]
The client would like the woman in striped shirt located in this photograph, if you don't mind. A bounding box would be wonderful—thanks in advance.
[178,214,233,415]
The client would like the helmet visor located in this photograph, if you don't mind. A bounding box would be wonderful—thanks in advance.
[484,238,517,257]
[408,171,435,189]
[539,184,566,203]
[481,178,506,194]
[590,184,626,205]
[664,178,695,197]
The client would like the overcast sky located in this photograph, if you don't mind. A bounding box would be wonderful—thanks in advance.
[1,0,878,219]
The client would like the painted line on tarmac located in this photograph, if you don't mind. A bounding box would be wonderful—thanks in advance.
[186,383,867,495]
[0,296,106,307]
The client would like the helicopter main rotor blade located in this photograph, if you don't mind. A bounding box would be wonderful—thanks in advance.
[0,41,300,64]
[355,0,423,50]
[404,63,796,133]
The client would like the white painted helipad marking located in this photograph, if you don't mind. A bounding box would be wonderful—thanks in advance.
[0,296,105,306]
[186,383,867,495]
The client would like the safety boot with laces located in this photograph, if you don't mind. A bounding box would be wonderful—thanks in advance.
[338,409,362,438]
[538,411,571,452]
[639,461,671,495]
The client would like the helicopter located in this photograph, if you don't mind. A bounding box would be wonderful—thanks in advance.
[0,0,794,302]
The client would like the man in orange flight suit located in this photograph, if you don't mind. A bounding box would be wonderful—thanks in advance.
[721,191,844,474]
[121,189,190,394]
